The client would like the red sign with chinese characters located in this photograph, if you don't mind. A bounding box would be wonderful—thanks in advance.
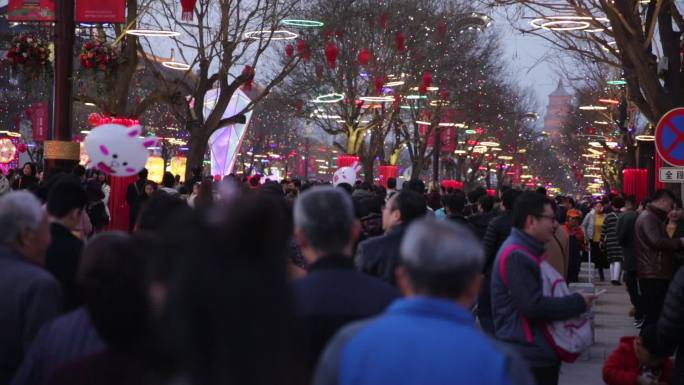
[31,102,48,141]
[75,0,126,23]
[7,0,56,21]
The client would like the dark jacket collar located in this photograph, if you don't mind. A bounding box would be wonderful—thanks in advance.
[387,297,473,325]
[309,254,354,271]
[386,222,409,236]
[509,228,546,257]
[647,204,669,221]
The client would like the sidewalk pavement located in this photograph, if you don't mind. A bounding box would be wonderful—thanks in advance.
[559,280,636,385]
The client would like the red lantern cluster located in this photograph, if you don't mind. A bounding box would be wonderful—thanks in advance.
[88,113,140,127]
[6,35,50,67]
[80,40,119,71]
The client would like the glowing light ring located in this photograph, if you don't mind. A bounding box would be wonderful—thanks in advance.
[438,122,456,127]
[480,141,500,147]
[410,86,439,91]
[125,29,180,37]
[415,120,431,126]
[430,100,450,107]
[454,150,466,154]
[405,95,428,100]
[359,96,395,102]
[599,98,620,105]
[579,105,608,111]
[530,16,608,32]
[244,30,298,41]
[280,19,324,28]
[162,61,191,71]
[539,20,591,31]
[607,79,627,85]
[464,129,477,134]
[313,93,344,103]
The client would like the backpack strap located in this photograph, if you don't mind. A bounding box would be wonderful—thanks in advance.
[497,244,543,343]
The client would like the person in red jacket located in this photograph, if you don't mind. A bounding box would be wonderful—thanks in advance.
[603,325,673,385]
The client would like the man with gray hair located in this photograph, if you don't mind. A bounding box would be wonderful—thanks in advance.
[0,191,62,385]
[292,186,399,382]
[313,219,532,385]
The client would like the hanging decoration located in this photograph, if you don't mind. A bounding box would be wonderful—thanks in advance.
[241,65,255,91]
[80,40,119,71]
[357,49,371,66]
[296,39,310,62]
[180,0,196,21]
[324,42,339,68]
[395,32,406,51]
[374,75,385,94]
[6,35,51,69]
[84,123,157,177]
[285,44,294,58]
[379,13,389,29]
[315,64,324,79]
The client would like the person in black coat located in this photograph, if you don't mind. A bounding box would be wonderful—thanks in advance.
[45,179,87,312]
[125,169,148,232]
[478,188,521,335]
[354,190,427,285]
[293,187,399,381]
[468,195,497,240]
[11,163,38,191]
[657,266,684,384]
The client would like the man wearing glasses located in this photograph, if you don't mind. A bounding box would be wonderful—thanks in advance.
[490,192,597,385]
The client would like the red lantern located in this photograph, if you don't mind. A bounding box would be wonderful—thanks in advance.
[88,112,102,126]
[324,42,339,68]
[379,13,388,29]
[437,20,447,37]
[296,39,307,54]
[422,71,433,88]
[439,88,449,100]
[374,76,385,94]
[357,49,371,66]
[315,64,324,79]
[395,32,405,51]
[393,93,401,109]
[180,0,196,21]
[285,44,294,58]
[418,85,428,95]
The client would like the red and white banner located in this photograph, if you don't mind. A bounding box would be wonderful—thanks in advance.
[75,0,126,23]
[7,0,56,22]
[31,102,48,142]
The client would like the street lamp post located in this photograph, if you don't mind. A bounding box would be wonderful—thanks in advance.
[45,0,79,171]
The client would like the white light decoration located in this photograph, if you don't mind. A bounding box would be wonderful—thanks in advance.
[162,61,191,71]
[415,120,431,126]
[454,150,466,154]
[405,95,428,100]
[410,86,439,91]
[438,122,456,127]
[125,29,180,37]
[280,19,324,28]
[579,105,608,111]
[430,100,449,107]
[244,30,298,41]
[498,155,513,160]
[480,141,500,147]
[635,135,655,141]
[313,93,344,103]
[588,141,602,148]
[384,81,405,87]
[472,145,488,153]
[594,121,610,125]
[359,96,395,102]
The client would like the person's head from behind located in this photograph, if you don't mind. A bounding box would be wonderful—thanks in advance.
[513,191,557,243]
[162,172,175,188]
[397,219,484,308]
[442,190,466,217]
[47,179,87,230]
[336,182,353,195]
[96,170,108,184]
[387,177,397,190]
[652,189,677,214]
[0,191,51,265]
[612,196,625,212]
[136,192,191,233]
[535,186,547,196]
[501,188,521,211]
[294,187,359,262]
[383,190,427,231]
[138,168,149,180]
[467,188,485,205]
[624,196,636,211]
[403,179,426,195]
[566,209,582,228]
[78,232,150,353]
[72,165,86,181]
[635,325,670,369]
[192,181,201,195]
[478,195,495,214]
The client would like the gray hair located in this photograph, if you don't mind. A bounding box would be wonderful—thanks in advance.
[0,191,45,244]
[293,186,355,254]
[400,219,484,297]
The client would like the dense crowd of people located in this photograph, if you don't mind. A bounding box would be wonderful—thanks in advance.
[1,162,683,385]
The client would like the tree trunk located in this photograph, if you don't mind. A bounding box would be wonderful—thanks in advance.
[185,128,210,181]
[361,154,374,183]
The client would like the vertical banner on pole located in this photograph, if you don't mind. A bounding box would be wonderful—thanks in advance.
[75,0,126,23]
[7,0,56,21]
[31,102,48,142]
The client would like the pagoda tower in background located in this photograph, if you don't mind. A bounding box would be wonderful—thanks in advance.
[542,80,572,141]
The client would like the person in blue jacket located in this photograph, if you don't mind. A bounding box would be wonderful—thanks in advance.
[314,219,533,385]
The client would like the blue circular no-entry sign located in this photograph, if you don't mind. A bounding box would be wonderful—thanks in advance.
[656,108,684,167]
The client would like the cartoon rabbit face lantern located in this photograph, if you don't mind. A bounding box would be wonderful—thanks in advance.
[333,163,360,187]
[84,124,157,177]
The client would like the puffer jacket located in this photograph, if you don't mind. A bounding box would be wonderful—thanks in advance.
[491,229,587,368]
[635,205,682,280]
[658,266,684,384]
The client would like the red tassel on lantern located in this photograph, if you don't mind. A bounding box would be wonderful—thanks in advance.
[241,65,255,91]
[325,42,339,69]
[395,32,405,51]
[357,49,371,66]
[180,0,196,21]
[422,71,433,88]
[285,44,294,58]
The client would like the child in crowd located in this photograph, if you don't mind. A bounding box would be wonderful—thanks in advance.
[603,325,673,385]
